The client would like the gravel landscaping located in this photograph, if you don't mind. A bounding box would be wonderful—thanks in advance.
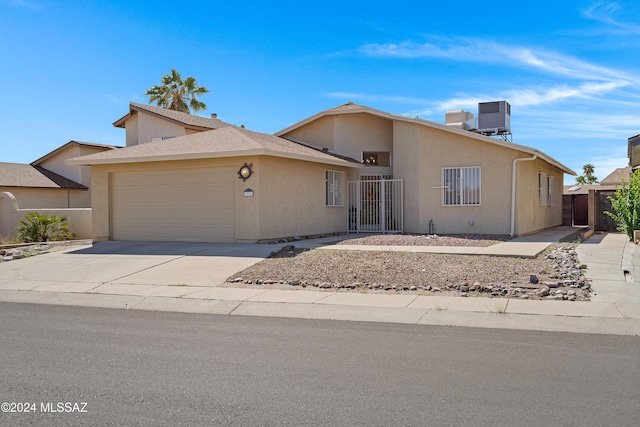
[225,234,591,301]
[0,240,92,262]
[1,235,592,302]
[337,233,512,247]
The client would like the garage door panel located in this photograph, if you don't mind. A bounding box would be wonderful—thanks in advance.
[111,168,236,242]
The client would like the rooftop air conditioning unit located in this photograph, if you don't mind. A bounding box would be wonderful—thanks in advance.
[477,101,511,135]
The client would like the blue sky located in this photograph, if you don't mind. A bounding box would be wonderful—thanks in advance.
[1,0,639,183]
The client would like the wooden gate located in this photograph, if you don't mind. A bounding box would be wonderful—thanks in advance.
[573,194,589,226]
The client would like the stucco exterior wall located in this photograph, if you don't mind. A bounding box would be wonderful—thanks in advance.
[284,113,393,180]
[15,208,92,239]
[0,191,18,238]
[125,114,139,147]
[0,187,87,209]
[0,191,91,239]
[284,115,336,150]
[90,157,348,243]
[392,121,564,236]
[37,144,111,207]
[256,156,348,240]
[514,158,564,235]
[333,113,393,160]
[126,111,187,146]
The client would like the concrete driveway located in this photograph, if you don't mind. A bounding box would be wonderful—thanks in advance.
[0,240,280,292]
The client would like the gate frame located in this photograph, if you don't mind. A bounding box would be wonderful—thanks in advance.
[347,177,403,233]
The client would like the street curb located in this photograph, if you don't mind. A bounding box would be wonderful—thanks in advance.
[1,290,638,336]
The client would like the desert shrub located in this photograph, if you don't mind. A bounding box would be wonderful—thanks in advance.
[18,212,74,243]
[606,172,640,241]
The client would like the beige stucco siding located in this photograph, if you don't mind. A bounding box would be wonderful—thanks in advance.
[90,156,348,243]
[256,156,348,240]
[284,115,336,150]
[38,144,110,207]
[514,158,564,235]
[392,121,563,236]
[285,113,393,180]
[0,187,87,209]
[126,111,187,147]
[125,114,139,147]
[334,113,393,160]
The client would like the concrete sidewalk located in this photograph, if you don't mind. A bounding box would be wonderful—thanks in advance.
[577,232,640,304]
[309,226,579,257]
[1,227,639,336]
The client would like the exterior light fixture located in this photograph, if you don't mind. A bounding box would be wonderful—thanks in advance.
[238,163,253,181]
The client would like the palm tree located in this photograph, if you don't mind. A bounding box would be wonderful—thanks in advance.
[576,163,598,184]
[144,69,210,114]
[583,163,595,177]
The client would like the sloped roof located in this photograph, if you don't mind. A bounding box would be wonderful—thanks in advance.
[564,166,632,194]
[31,140,120,166]
[0,163,87,189]
[563,184,602,195]
[67,126,360,168]
[113,102,232,130]
[276,102,576,176]
[600,166,631,185]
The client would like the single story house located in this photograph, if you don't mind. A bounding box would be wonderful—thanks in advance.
[68,102,575,243]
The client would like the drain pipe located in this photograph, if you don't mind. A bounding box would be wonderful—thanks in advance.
[510,154,538,236]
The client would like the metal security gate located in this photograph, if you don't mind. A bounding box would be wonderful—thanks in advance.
[347,177,403,233]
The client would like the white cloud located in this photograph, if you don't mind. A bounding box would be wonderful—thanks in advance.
[583,1,640,33]
[358,38,636,84]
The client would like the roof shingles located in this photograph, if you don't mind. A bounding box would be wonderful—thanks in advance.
[0,163,86,189]
[68,126,359,167]
[114,102,232,130]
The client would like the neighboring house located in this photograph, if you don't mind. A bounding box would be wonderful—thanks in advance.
[68,102,575,243]
[0,140,119,238]
[563,165,632,231]
[0,141,118,209]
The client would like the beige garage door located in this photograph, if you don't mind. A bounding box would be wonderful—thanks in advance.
[111,168,235,242]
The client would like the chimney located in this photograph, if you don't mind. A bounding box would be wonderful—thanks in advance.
[211,113,218,119]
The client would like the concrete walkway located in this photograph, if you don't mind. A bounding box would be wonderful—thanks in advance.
[1,227,639,336]
[577,232,640,304]
[308,225,579,257]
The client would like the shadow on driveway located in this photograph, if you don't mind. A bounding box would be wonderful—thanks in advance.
[66,240,279,258]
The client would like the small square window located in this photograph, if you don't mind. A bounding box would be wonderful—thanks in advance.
[362,152,390,166]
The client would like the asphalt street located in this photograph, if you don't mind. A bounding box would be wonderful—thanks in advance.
[1,302,639,426]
